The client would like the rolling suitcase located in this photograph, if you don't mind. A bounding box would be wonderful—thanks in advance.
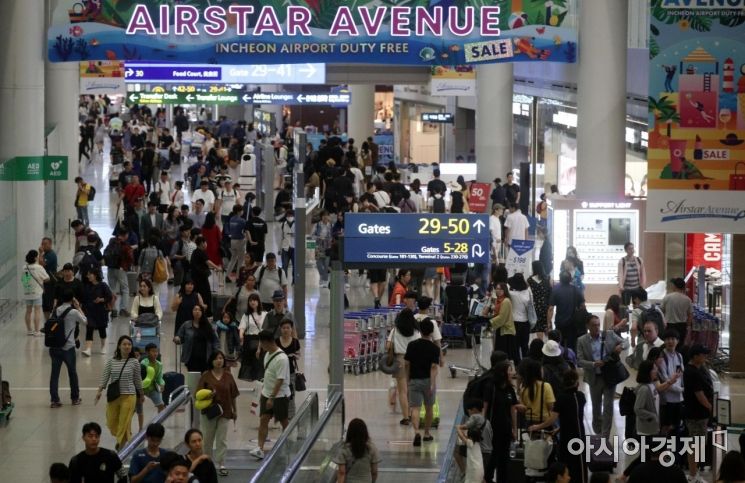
[586,434,616,472]
[162,371,185,406]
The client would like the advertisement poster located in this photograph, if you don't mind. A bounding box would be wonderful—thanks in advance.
[646,1,745,233]
[48,1,577,65]
[374,133,395,164]
[685,233,723,274]
[506,239,534,277]
[468,182,492,213]
[430,65,476,96]
[79,60,125,77]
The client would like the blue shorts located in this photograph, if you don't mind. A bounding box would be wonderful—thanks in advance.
[146,389,164,407]
[25,298,42,307]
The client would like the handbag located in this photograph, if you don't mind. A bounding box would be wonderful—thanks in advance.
[153,255,168,283]
[106,359,130,403]
[524,383,554,471]
[294,372,307,392]
[202,402,223,420]
[526,290,538,329]
[730,162,745,191]
[600,334,630,386]
[379,329,400,375]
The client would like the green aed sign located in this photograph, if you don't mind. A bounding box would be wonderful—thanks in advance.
[0,156,68,181]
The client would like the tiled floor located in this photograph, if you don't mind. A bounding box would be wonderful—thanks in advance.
[0,149,740,482]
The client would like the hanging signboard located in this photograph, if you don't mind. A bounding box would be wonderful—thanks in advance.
[123,62,325,84]
[0,156,68,181]
[48,1,578,66]
[468,182,492,213]
[505,239,534,277]
[344,213,490,266]
[430,65,476,96]
[125,90,350,106]
[646,0,745,233]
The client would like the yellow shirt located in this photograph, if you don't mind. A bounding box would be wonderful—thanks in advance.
[520,381,555,423]
[77,184,91,207]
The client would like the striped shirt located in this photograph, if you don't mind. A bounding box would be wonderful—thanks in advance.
[100,357,143,396]
[623,257,641,289]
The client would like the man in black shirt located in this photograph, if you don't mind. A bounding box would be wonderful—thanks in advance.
[248,206,268,263]
[404,318,440,446]
[504,171,520,205]
[547,271,586,351]
[490,177,506,207]
[683,344,714,483]
[54,263,85,309]
[426,168,447,198]
[69,422,126,483]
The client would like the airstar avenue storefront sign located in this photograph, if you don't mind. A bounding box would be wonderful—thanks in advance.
[48,1,577,66]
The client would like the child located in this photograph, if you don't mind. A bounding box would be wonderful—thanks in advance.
[140,343,165,413]
[454,399,492,476]
[456,425,484,483]
[216,311,241,363]
[133,346,146,431]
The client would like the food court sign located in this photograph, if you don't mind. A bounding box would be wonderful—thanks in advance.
[47,1,577,66]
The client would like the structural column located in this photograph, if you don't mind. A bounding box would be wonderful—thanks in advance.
[475,63,514,183]
[45,60,79,236]
[575,0,628,199]
[347,84,375,146]
[729,235,745,372]
[443,97,458,163]
[0,0,46,268]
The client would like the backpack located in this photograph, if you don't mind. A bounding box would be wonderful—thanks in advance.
[640,305,665,335]
[103,238,122,268]
[153,255,168,284]
[619,386,636,416]
[87,185,97,201]
[462,370,494,417]
[44,306,75,348]
[451,192,464,212]
[149,190,160,206]
[432,196,446,213]
[256,265,284,289]
[398,198,416,213]
[76,247,99,278]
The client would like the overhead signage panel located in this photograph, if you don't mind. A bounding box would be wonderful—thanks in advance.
[126,90,350,106]
[421,113,454,123]
[343,214,490,266]
[48,1,578,65]
[124,62,325,84]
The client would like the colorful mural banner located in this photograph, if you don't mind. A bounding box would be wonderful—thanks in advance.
[48,1,577,66]
[430,65,476,96]
[646,0,745,233]
[79,60,125,77]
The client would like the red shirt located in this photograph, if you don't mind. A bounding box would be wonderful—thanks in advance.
[389,281,407,306]
[123,183,145,207]
[201,225,223,267]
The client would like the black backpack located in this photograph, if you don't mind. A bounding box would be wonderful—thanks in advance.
[432,196,446,213]
[103,238,122,268]
[77,247,99,278]
[44,306,75,348]
[640,305,665,335]
[462,370,493,416]
[256,265,284,289]
[87,185,97,201]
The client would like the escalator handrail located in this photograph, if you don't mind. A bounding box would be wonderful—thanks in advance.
[437,399,466,483]
[118,385,193,462]
[280,391,344,483]
[250,392,320,483]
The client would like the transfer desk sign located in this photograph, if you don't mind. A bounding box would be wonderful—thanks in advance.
[48,1,577,66]
[344,213,490,266]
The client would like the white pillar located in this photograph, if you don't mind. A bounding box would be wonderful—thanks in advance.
[0,0,46,270]
[443,97,458,163]
[475,63,514,183]
[347,84,375,148]
[576,0,628,199]
[46,61,79,235]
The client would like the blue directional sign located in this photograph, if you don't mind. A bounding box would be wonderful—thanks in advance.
[343,214,490,265]
[249,91,351,106]
[124,63,325,85]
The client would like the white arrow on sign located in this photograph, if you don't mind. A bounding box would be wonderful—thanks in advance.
[296,94,305,103]
[242,94,250,103]
[128,94,137,103]
[472,244,485,258]
[125,68,134,77]
[299,63,317,78]
[186,94,195,102]
[473,219,486,234]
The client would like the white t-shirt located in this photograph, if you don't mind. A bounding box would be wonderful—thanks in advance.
[464,439,485,483]
[387,328,421,355]
[239,312,266,336]
[504,210,529,242]
[489,214,502,243]
[193,189,216,212]
[219,189,240,217]
[413,313,442,342]
[262,349,291,398]
[21,263,50,299]
[410,192,425,212]
[154,180,172,206]
[510,289,531,322]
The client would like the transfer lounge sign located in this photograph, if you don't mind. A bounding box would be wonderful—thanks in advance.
[47,1,577,66]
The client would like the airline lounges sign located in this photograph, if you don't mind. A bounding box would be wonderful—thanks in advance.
[47,0,577,66]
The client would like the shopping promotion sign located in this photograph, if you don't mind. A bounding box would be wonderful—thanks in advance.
[505,239,534,278]
[468,182,492,213]
[344,213,490,266]
[0,156,68,181]
[47,1,577,65]
[646,0,745,233]
[685,233,723,274]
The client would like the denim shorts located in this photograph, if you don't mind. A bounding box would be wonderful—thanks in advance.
[25,297,42,307]
[146,389,164,406]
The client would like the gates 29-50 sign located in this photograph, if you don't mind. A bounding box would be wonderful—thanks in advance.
[48,1,577,66]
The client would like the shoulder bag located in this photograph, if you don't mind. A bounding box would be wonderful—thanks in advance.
[526,290,538,329]
[379,329,400,375]
[600,333,630,386]
[106,359,130,403]
[524,382,554,471]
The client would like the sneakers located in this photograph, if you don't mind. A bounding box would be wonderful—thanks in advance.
[50,402,62,408]
[72,399,82,406]
[400,418,411,426]
[413,434,422,447]
[423,435,434,442]
[249,448,265,459]
[34,331,44,337]
[100,346,107,355]
[687,475,706,483]
[110,310,119,318]
[81,349,92,357]
[27,330,35,336]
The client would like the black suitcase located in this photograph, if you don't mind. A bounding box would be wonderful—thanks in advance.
[162,371,185,406]
[212,293,231,318]
[587,435,616,472]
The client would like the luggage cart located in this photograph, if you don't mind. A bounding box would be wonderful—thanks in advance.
[130,315,161,352]
[448,326,492,378]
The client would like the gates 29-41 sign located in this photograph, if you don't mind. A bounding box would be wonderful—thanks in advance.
[48,1,577,66]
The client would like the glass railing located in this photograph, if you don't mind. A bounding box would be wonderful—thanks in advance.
[280,391,345,483]
[118,385,196,464]
[437,399,466,483]
[250,392,321,483]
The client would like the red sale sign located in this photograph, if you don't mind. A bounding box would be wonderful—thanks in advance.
[468,182,491,213]
[685,233,722,274]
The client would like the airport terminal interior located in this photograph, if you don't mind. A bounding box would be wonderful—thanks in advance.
[1,0,745,482]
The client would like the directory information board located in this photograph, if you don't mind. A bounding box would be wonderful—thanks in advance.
[343,213,490,266]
